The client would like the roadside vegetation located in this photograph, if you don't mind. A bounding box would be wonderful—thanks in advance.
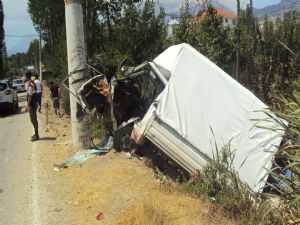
[179,83,300,225]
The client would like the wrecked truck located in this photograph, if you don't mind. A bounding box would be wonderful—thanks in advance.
[79,44,285,193]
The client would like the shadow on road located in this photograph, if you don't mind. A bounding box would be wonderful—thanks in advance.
[0,107,27,118]
[39,137,57,141]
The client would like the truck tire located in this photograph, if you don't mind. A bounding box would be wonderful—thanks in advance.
[114,126,134,152]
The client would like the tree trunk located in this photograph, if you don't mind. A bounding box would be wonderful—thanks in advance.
[249,0,256,50]
[235,0,241,82]
[106,3,112,44]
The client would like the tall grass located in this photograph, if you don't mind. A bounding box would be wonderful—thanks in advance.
[179,145,258,223]
[89,115,105,140]
[179,83,300,224]
[262,82,300,224]
[121,202,166,225]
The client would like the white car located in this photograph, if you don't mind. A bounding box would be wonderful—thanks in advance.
[12,79,26,92]
[0,80,19,114]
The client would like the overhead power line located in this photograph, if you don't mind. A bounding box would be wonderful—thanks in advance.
[5,34,38,38]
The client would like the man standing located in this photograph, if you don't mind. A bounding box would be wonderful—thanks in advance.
[26,79,39,141]
[34,74,42,113]
[50,81,61,117]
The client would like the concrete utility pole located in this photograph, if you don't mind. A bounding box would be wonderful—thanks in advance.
[65,0,91,149]
[38,28,42,82]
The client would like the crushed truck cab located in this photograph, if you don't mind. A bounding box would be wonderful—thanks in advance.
[79,44,285,193]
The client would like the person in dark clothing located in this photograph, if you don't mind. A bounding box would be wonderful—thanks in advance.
[26,79,39,141]
[50,81,61,117]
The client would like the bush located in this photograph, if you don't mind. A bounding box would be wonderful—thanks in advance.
[61,87,70,115]
[89,117,104,140]
[263,82,300,224]
[179,145,256,222]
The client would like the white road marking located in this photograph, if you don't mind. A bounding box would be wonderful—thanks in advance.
[32,141,41,225]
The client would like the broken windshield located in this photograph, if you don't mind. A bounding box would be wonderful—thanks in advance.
[133,68,164,114]
[112,65,165,125]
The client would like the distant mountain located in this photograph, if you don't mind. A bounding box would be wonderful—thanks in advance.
[213,2,235,14]
[158,0,235,18]
[254,0,300,21]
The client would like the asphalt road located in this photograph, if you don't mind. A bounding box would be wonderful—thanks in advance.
[0,92,41,225]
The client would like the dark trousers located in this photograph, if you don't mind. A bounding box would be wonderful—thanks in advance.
[36,93,42,108]
[29,106,39,136]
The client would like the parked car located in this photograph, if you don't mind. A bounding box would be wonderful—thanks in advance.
[0,79,19,114]
[78,44,285,193]
[12,79,26,92]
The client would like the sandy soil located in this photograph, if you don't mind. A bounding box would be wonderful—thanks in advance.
[34,87,237,225]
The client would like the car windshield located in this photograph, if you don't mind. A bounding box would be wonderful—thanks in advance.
[133,69,165,113]
[13,79,23,84]
[0,83,7,91]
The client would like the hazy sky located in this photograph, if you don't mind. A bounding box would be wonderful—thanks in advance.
[3,0,36,54]
[4,0,281,55]
[217,0,281,11]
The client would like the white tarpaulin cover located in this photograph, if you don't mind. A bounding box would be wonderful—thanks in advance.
[154,43,285,193]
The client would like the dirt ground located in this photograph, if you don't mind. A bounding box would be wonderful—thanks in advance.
[36,88,237,225]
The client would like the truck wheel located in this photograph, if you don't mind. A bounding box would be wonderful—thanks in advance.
[114,126,134,152]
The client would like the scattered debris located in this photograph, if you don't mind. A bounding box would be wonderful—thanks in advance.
[61,149,108,165]
[95,136,114,151]
[53,208,62,213]
[125,152,132,159]
[44,128,49,132]
[288,218,300,225]
[56,142,68,146]
[96,212,104,221]
[53,137,114,168]
[153,167,170,185]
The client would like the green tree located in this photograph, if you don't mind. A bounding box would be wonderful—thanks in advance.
[173,1,194,44]
[3,45,8,76]
[194,6,235,74]
[114,0,165,64]
[27,39,39,70]
[236,6,259,94]
[255,12,300,103]
[93,0,165,75]
[28,0,65,53]
[0,0,5,78]
[6,52,29,77]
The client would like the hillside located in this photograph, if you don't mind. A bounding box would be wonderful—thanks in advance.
[254,0,300,21]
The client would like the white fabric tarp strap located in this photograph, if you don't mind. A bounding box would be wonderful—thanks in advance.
[153,43,285,193]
